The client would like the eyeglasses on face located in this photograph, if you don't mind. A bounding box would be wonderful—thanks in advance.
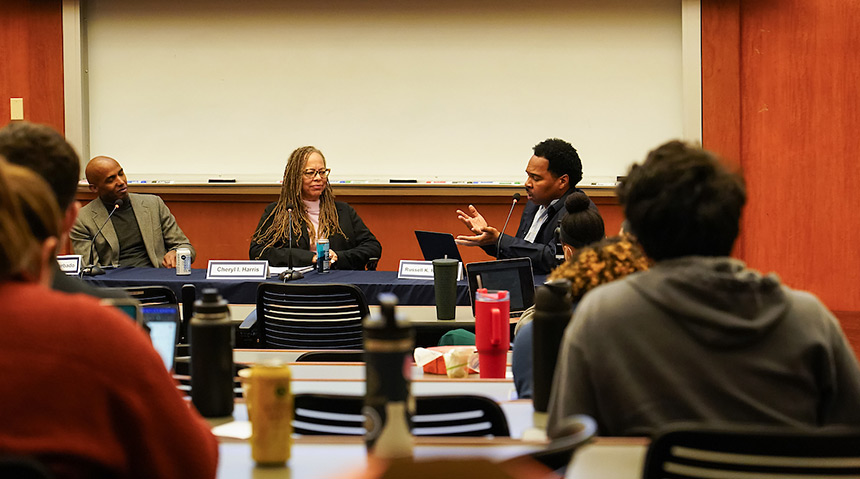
[302,168,331,179]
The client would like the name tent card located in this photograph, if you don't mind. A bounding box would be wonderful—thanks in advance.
[398,260,463,281]
[206,260,269,280]
[57,255,83,275]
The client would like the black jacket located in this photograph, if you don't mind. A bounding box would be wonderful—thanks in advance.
[249,201,382,270]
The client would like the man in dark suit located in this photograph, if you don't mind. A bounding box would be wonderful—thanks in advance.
[0,121,127,299]
[455,138,591,274]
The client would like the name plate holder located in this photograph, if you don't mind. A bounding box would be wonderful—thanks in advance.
[206,260,269,280]
[398,260,463,281]
[57,255,82,275]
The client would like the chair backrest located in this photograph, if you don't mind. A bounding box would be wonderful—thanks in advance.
[295,350,365,362]
[121,285,178,305]
[292,394,510,437]
[256,283,368,349]
[643,424,860,479]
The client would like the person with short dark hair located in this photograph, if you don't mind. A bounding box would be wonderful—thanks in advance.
[0,159,218,478]
[0,121,126,298]
[455,138,596,274]
[71,156,195,268]
[547,140,860,436]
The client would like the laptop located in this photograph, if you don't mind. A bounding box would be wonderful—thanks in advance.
[140,304,180,372]
[414,230,463,262]
[465,257,536,318]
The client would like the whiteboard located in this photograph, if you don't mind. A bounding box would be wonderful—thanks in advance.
[72,0,690,184]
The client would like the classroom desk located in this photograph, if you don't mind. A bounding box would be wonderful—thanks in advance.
[83,267,474,305]
[229,304,514,347]
[565,438,649,479]
[217,436,545,479]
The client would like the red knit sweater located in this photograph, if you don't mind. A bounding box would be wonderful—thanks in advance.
[0,282,218,478]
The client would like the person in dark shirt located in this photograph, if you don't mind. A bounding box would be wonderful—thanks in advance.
[71,156,195,269]
[0,122,126,299]
[454,138,596,274]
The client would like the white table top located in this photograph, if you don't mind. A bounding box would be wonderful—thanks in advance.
[565,439,648,479]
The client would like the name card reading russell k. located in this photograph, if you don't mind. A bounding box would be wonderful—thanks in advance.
[206,260,269,280]
[57,255,82,275]
[398,260,463,281]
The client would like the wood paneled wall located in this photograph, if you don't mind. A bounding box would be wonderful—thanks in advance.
[0,0,65,131]
[701,0,860,314]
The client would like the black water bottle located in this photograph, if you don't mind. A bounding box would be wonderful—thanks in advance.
[532,279,574,412]
[363,293,414,458]
[190,288,234,417]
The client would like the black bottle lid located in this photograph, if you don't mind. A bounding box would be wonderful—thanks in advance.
[194,288,229,315]
[534,279,573,313]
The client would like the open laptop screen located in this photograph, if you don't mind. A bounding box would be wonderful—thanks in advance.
[414,230,463,262]
[141,305,180,371]
[466,257,536,317]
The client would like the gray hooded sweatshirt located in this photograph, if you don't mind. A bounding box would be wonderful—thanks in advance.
[546,257,860,437]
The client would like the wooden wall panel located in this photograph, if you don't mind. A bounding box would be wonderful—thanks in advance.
[0,0,65,131]
[736,0,860,312]
[76,191,623,272]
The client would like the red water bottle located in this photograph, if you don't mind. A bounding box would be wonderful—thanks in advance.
[474,289,510,378]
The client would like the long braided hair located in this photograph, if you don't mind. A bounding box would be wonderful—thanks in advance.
[252,146,345,255]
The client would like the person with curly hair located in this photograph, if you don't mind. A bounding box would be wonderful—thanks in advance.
[250,146,381,270]
[547,140,860,437]
[455,138,598,274]
[512,234,649,398]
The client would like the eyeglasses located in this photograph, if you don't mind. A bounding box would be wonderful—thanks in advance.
[302,168,331,179]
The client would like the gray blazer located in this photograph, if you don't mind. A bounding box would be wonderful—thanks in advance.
[71,193,195,268]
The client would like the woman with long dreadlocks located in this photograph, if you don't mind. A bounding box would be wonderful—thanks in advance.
[250,146,382,270]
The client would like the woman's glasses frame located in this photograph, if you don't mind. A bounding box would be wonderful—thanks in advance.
[302,168,331,179]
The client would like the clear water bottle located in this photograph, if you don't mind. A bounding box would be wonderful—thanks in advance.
[532,279,574,413]
[190,288,234,417]
[363,293,414,458]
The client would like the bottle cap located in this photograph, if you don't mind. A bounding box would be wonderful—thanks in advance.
[194,288,229,315]
[534,279,573,313]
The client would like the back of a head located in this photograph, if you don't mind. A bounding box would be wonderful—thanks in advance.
[0,158,62,281]
[533,138,583,185]
[549,234,651,301]
[558,192,604,248]
[617,140,746,261]
[0,121,80,211]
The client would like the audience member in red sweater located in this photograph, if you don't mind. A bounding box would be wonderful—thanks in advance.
[0,159,218,478]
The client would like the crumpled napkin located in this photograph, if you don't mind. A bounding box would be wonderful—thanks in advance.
[413,346,478,378]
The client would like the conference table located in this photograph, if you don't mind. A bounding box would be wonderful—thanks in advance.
[83,267,476,305]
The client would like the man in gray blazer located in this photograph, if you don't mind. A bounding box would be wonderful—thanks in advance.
[71,156,195,268]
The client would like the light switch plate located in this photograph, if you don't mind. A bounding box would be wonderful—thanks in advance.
[10,98,24,120]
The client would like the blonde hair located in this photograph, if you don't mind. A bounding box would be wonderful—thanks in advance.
[0,158,61,281]
[251,146,345,255]
[548,234,651,301]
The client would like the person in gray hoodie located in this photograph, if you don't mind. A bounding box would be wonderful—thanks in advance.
[547,140,860,437]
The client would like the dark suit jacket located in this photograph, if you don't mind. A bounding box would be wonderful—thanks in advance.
[249,201,382,270]
[481,188,592,274]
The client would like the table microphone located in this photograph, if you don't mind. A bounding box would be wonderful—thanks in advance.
[496,193,521,257]
[279,205,304,281]
[82,199,123,276]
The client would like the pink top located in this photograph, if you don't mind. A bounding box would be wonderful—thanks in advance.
[303,198,321,248]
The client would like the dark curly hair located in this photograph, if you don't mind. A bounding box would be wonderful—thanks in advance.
[0,122,80,211]
[533,138,583,185]
[558,192,604,248]
[617,140,746,260]
[549,234,651,301]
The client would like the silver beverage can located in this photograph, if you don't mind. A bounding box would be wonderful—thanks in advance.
[176,247,192,275]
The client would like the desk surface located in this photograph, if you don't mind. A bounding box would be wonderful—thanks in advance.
[84,267,475,306]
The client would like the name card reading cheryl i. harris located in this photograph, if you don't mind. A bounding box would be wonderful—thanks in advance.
[206,260,269,280]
